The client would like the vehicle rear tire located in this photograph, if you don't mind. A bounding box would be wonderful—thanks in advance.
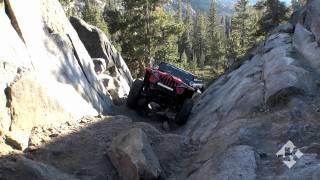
[174,99,194,125]
[127,79,144,109]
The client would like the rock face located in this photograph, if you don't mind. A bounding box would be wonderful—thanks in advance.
[70,16,133,105]
[188,145,257,180]
[292,0,320,44]
[0,0,113,150]
[179,0,320,178]
[99,1,320,179]
[105,119,197,180]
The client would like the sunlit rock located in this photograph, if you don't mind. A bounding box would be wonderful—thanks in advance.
[0,0,113,150]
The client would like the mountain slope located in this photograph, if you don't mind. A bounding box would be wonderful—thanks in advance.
[190,0,234,14]
[188,0,290,13]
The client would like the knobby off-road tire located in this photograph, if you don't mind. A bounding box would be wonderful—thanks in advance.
[175,99,194,125]
[127,79,144,109]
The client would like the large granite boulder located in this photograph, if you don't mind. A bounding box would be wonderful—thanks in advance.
[262,32,314,106]
[180,1,320,178]
[0,0,112,150]
[264,56,313,106]
[108,128,162,180]
[271,23,294,34]
[291,0,320,43]
[293,24,320,73]
[188,145,257,180]
[70,17,133,105]
[107,121,196,180]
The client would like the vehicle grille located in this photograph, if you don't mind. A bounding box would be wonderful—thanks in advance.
[161,76,175,89]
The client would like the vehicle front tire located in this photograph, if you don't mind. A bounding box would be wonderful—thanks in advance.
[127,79,144,109]
[174,99,194,125]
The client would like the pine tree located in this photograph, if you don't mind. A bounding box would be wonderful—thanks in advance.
[178,2,193,63]
[154,10,183,65]
[207,0,217,39]
[233,0,249,53]
[231,0,255,57]
[226,34,238,65]
[107,0,183,77]
[206,0,224,68]
[105,0,118,10]
[118,0,161,76]
[256,0,289,36]
[83,0,109,35]
[193,13,207,68]
[192,49,197,71]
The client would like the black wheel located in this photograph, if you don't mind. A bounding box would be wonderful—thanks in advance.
[127,79,144,109]
[174,99,194,125]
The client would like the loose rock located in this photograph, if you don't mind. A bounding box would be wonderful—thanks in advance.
[108,128,162,180]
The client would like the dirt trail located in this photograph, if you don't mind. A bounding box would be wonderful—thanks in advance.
[0,104,190,180]
[1,115,126,179]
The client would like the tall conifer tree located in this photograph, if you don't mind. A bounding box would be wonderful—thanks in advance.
[256,0,289,36]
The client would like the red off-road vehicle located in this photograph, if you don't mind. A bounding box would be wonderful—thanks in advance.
[127,62,204,124]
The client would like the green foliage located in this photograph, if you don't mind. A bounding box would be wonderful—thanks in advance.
[58,0,80,17]
[177,2,194,63]
[232,0,250,56]
[105,0,184,77]
[60,0,69,2]
[82,0,109,35]
[58,0,109,34]
[255,0,289,36]
[58,0,70,5]
[59,0,288,81]
[154,11,183,65]
[230,0,259,58]
[176,0,228,75]
[207,0,217,38]
[206,0,225,69]
[225,36,237,62]
[193,13,207,68]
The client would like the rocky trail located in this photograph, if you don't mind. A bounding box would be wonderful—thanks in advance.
[1,0,320,179]
[0,108,198,180]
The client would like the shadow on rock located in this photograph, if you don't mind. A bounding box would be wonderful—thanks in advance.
[0,115,197,180]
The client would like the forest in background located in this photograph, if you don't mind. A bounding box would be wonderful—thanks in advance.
[59,0,306,81]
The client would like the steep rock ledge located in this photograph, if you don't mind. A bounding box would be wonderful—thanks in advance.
[0,0,114,150]
[181,0,320,179]
[70,17,133,105]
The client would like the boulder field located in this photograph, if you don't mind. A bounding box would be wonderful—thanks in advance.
[0,0,320,179]
[0,0,130,151]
